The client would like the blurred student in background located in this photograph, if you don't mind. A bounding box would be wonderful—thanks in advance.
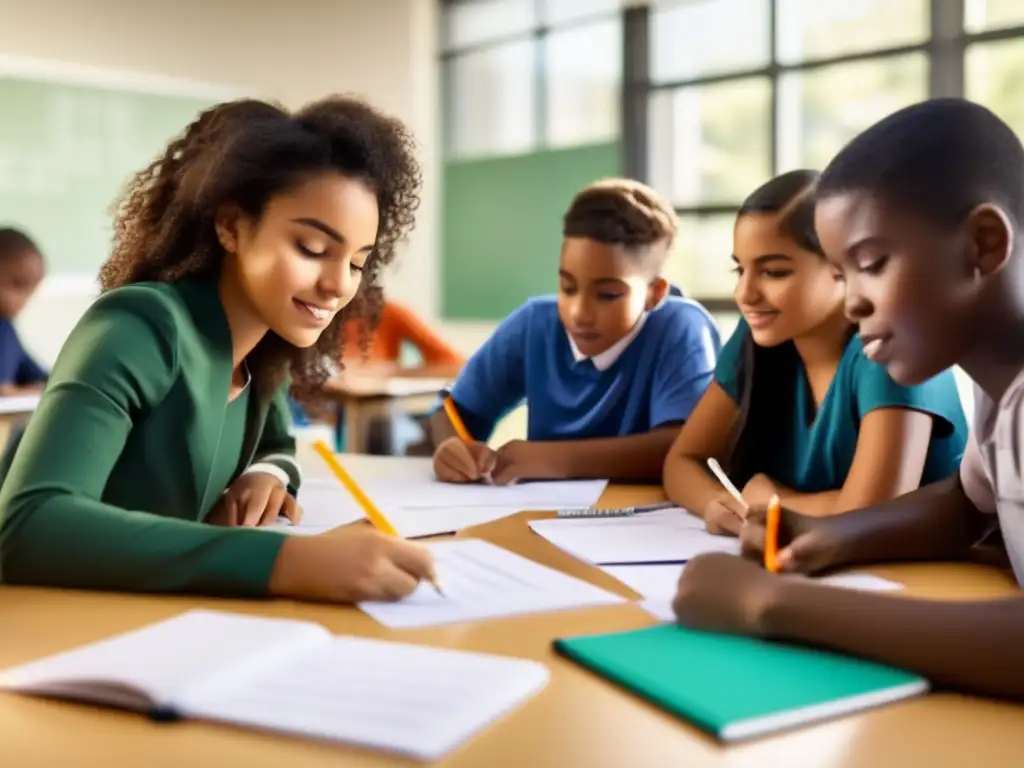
[0,228,48,395]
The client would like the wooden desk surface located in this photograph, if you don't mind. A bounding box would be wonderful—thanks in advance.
[2,484,1023,767]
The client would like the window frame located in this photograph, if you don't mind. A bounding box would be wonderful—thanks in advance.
[440,0,625,159]
[624,0,1024,310]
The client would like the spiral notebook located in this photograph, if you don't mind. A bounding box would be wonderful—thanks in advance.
[554,625,927,742]
[0,610,549,762]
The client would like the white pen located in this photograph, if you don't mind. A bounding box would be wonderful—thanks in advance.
[707,458,749,511]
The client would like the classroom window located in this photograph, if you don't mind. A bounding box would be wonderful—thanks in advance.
[648,77,772,208]
[964,0,1024,33]
[637,0,1024,306]
[446,41,536,159]
[544,18,622,148]
[442,0,624,160]
[650,0,770,84]
[776,54,929,172]
[966,40,1024,139]
[444,0,536,48]
[667,214,737,301]
[542,0,622,25]
[775,0,929,64]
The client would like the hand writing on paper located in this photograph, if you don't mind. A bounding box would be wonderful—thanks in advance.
[740,504,844,575]
[672,552,780,636]
[490,440,555,486]
[433,436,499,484]
[269,528,437,603]
[208,473,302,527]
[703,494,747,536]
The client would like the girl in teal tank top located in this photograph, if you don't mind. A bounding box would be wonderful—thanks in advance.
[664,170,967,534]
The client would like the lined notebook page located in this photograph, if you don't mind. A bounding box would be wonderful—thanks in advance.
[359,539,624,629]
[529,508,741,564]
[0,611,328,710]
[181,635,549,762]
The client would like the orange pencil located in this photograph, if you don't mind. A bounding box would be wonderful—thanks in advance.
[764,494,782,573]
[442,395,472,442]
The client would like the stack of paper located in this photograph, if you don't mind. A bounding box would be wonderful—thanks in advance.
[281,455,609,539]
[359,539,625,629]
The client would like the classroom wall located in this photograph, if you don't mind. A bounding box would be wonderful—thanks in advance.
[0,0,439,365]
[441,141,621,320]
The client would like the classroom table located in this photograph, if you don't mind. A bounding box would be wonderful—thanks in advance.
[2,483,1024,767]
[323,374,450,453]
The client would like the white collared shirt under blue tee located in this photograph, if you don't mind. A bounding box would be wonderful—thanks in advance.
[445,295,722,442]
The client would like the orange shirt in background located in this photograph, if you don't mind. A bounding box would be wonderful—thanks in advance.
[343,302,463,366]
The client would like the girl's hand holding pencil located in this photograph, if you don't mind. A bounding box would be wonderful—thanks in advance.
[703,458,750,536]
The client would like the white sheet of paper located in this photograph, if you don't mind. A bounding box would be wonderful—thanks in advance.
[0,394,40,415]
[359,539,625,629]
[353,460,608,512]
[295,455,609,539]
[184,632,549,762]
[601,564,684,599]
[529,508,739,565]
[0,610,329,709]
[268,478,365,535]
[814,573,904,592]
[382,506,531,539]
[620,564,904,623]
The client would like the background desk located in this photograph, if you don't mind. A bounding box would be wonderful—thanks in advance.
[1,484,1023,767]
[323,375,449,454]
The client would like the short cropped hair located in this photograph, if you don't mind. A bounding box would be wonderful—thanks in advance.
[816,98,1024,229]
[563,178,678,260]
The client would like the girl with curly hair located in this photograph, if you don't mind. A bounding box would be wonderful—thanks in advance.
[0,94,436,604]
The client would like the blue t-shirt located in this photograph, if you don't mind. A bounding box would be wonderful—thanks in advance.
[716,320,967,492]
[448,295,721,442]
[0,317,47,386]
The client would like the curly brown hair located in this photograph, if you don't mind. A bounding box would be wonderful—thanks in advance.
[99,94,422,407]
[562,178,678,266]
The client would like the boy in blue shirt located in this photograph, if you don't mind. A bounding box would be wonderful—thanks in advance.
[430,178,721,484]
[0,228,47,395]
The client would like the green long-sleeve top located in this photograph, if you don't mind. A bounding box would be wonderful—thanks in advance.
[0,278,302,596]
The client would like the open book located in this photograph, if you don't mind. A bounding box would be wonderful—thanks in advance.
[0,610,549,762]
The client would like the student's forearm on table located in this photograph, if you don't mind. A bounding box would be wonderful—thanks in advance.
[663,454,732,516]
[816,476,985,569]
[545,427,679,482]
[0,495,285,595]
[763,583,1024,700]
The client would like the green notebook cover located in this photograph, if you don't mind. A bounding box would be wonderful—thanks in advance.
[554,625,928,742]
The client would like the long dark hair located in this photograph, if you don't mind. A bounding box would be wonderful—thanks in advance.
[724,170,836,486]
[99,95,422,407]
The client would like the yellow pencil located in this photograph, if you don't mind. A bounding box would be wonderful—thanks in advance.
[311,440,444,596]
[442,395,472,442]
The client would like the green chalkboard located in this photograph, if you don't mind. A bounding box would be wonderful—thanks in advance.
[0,76,216,274]
[441,142,621,320]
